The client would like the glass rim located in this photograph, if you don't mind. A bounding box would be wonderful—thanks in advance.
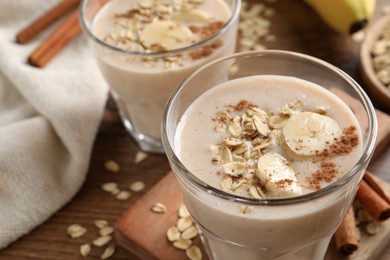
[79,0,241,58]
[162,50,378,206]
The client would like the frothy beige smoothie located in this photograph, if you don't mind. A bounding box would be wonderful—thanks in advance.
[91,0,236,142]
[174,75,363,259]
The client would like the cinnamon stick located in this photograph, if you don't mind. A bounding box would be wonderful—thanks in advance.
[16,0,80,44]
[364,171,390,204]
[335,207,358,255]
[356,179,390,221]
[28,10,81,68]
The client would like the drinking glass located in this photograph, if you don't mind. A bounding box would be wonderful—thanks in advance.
[162,50,378,259]
[79,0,241,153]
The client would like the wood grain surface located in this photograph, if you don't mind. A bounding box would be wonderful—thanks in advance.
[1,0,389,259]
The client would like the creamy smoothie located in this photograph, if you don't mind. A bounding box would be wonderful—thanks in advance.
[89,0,238,151]
[174,75,363,259]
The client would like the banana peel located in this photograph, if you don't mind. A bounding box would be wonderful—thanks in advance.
[305,0,376,34]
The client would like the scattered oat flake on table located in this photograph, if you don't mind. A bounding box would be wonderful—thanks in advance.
[102,182,118,192]
[177,216,193,232]
[99,226,114,236]
[116,190,132,200]
[134,151,149,164]
[101,245,116,259]
[94,219,109,229]
[151,202,167,213]
[167,226,181,242]
[129,181,146,192]
[181,226,198,240]
[173,238,192,250]
[67,224,87,238]
[104,160,120,172]
[186,245,203,260]
[80,243,91,257]
[93,235,112,247]
[178,203,190,218]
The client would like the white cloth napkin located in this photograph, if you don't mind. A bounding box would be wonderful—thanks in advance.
[0,0,108,249]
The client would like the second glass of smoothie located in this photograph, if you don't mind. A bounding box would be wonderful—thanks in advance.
[162,50,378,259]
[80,0,240,153]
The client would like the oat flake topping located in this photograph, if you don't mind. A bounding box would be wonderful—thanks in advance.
[209,99,359,201]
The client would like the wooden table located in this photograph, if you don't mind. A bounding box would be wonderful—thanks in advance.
[1,0,389,259]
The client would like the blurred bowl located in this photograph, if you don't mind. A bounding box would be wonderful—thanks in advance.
[360,14,390,110]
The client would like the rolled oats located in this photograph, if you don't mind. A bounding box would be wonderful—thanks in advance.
[151,202,167,213]
[219,146,233,163]
[99,226,114,236]
[134,151,149,164]
[94,219,109,229]
[116,190,132,200]
[104,160,120,172]
[215,123,227,132]
[80,243,91,257]
[102,182,119,193]
[101,245,116,259]
[173,239,192,250]
[100,0,225,65]
[178,203,190,218]
[223,162,245,176]
[249,185,263,199]
[93,235,112,247]
[130,181,146,192]
[370,22,390,89]
[221,175,233,192]
[186,245,202,260]
[238,1,276,51]
[67,224,87,238]
[177,215,193,232]
[167,226,181,241]
[181,226,198,240]
[209,99,318,203]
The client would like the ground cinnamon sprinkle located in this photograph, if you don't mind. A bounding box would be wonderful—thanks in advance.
[307,162,338,190]
[189,21,224,40]
[189,21,225,60]
[308,126,359,190]
[226,100,259,112]
[275,179,294,189]
[189,46,213,59]
[321,126,359,157]
[230,100,250,111]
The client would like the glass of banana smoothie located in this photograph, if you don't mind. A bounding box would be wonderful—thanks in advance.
[162,50,377,259]
[80,0,240,153]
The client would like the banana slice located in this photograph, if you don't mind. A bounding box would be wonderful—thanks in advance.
[139,20,194,51]
[283,112,342,156]
[256,153,302,197]
[172,9,210,23]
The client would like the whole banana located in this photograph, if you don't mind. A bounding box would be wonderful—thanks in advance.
[305,0,376,34]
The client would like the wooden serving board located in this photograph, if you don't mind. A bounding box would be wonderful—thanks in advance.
[115,172,208,260]
[115,108,390,259]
